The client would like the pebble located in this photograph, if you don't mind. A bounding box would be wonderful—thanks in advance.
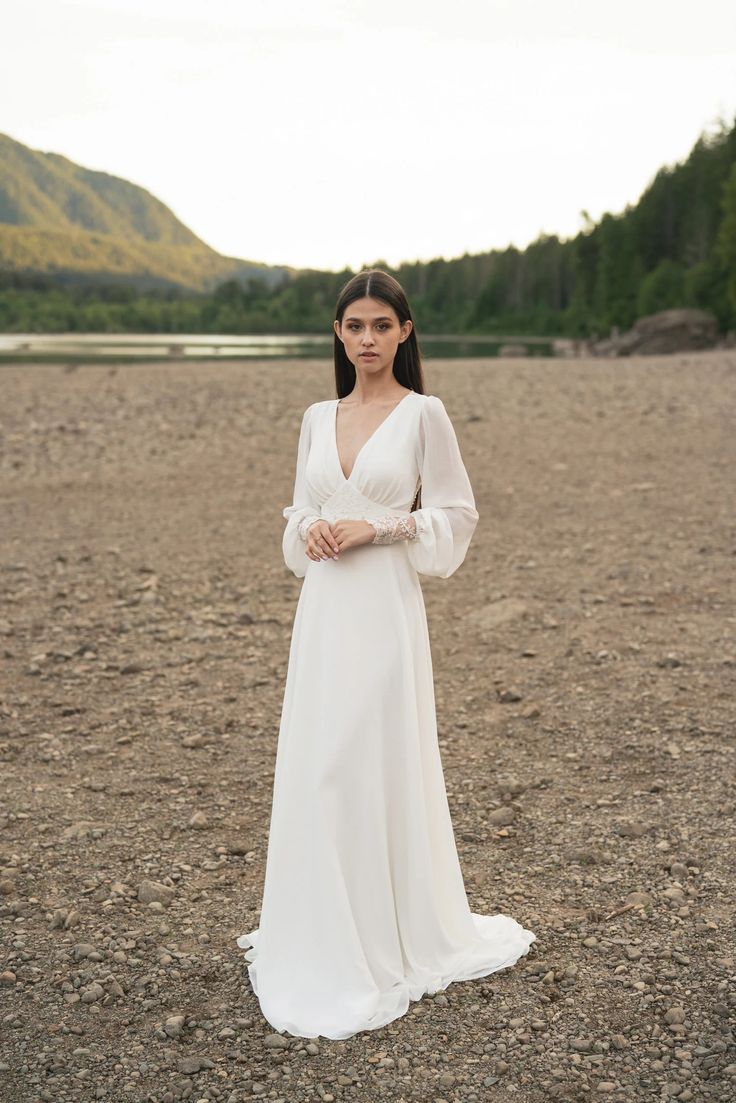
[72,942,97,961]
[177,1056,214,1074]
[497,686,523,702]
[81,983,105,1004]
[164,1015,186,1038]
[137,879,175,905]
[616,821,650,838]
[264,1032,289,1048]
[488,806,516,826]
[625,891,653,908]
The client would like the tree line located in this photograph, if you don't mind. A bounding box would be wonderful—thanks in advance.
[1,116,735,338]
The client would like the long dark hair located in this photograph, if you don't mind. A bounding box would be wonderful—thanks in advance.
[333,269,425,510]
[333,269,426,399]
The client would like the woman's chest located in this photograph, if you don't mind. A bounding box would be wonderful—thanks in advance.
[305,398,422,511]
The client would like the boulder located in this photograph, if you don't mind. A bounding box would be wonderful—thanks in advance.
[592,308,718,356]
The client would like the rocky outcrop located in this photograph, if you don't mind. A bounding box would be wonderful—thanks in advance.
[591,308,719,356]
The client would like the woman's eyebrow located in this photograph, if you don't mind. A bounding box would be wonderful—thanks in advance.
[344,315,393,322]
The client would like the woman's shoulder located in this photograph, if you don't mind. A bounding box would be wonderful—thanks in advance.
[300,398,335,421]
[416,392,448,415]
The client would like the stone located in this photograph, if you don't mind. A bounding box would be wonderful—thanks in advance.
[137,879,175,905]
[164,1015,186,1038]
[466,598,528,631]
[571,848,600,865]
[264,1033,289,1049]
[488,806,516,826]
[498,343,529,357]
[616,821,651,838]
[177,1056,214,1074]
[626,891,653,908]
[81,983,104,1004]
[72,943,96,961]
[591,308,718,356]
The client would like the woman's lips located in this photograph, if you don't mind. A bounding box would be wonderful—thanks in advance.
[360,353,377,358]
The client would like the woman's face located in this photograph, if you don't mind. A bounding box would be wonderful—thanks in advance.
[334,297,412,374]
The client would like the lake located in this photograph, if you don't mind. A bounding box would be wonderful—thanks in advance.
[0,332,569,361]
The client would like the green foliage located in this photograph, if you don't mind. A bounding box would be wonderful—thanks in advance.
[1,117,735,336]
[0,132,287,292]
[637,259,686,316]
[715,162,736,312]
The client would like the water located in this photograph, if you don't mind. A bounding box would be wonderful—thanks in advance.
[0,332,563,361]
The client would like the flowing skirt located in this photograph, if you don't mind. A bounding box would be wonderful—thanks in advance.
[236,540,536,1039]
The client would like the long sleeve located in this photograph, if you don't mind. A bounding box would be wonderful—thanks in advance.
[282,404,321,578]
[406,395,479,579]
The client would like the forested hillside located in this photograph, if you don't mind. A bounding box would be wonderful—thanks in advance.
[2,116,735,336]
[0,132,290,293]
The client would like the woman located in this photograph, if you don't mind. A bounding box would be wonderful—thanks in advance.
[236,269,536,1039]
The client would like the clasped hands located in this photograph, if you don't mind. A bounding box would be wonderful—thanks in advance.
[305,519,376,562]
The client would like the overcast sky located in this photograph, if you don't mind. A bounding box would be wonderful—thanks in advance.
[3,0,735,272]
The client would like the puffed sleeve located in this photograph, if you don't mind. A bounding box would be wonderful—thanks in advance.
[406,395,479,579]
[282,404,321,578]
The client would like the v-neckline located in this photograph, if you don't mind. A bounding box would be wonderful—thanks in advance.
[333,390,415,483]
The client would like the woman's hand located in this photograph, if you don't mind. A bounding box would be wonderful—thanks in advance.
[306,519,377,561]
[305,520,341,562]
[327,520,378,554]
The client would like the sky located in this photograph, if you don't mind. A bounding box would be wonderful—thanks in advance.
[3,0,736,272]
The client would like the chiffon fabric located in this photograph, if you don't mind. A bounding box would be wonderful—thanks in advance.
[236,390,536,1039]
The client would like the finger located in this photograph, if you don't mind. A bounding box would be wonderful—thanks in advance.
[308,535,328,561]
[310,534,337,561]
[318,535,338,560]
[313,520,338,552]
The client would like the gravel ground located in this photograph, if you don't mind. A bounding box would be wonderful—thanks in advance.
[0,351,734,1103]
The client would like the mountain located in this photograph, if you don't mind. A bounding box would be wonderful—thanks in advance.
[0,132,292,291]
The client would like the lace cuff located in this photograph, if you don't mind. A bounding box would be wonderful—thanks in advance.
[297,515,322,542]
[370,515,418,545]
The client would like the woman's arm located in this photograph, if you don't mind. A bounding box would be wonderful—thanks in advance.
[282,404,321,577]
[364,395,478,577]
[406,395,479,578]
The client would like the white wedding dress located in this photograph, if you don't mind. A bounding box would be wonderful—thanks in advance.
[236,390,536,1039]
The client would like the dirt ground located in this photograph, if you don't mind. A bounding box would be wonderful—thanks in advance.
[0,351,734,1103]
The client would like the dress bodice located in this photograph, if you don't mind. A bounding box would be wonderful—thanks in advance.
[306,394,422,525]
[282,391,480,580]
